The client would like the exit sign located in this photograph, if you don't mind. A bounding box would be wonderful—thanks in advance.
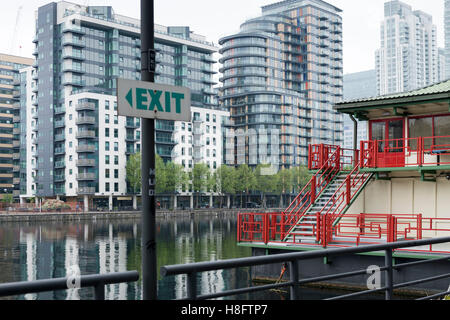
[117,79,191,121]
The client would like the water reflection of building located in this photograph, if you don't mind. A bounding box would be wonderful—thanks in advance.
[98,224,128,300]
[16,223,132,300]
[169,218,226,299]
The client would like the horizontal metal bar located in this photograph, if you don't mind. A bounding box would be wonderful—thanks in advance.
[393,272,450,291]
[393,255,450,270]
[161,237,450,276]
[416,289,450,300]
[0,271,139,297]
[296,265,389,285]
[195,281,295,300]
[325,286,388,300]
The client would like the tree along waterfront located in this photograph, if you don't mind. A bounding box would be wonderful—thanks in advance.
[127,154,312,209]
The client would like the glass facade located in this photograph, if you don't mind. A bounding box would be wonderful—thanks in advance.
[219,0,343,168]
[0,55,33,199]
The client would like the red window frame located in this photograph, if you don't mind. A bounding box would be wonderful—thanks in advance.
[408,113,450,151]
[369,117,406,142]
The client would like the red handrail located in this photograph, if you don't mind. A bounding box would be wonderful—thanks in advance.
[361,135,450,169]
[284,146,341,219]
[237,211,450,253]
[317,160,372,229]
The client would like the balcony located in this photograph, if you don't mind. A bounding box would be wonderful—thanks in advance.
[55,187,66,195]
[76,116,96,125]
[77,187,96,195]
[76,145,96,153]
[55,134,66,142]
[54,120,65,128]
[76,173,96,181]
[55,107,66,115]
[54,175,66,182]
[125,121,139,129]
[76,130,96,139]
[62,78,85,87]
[54,161,66,169]
[126,135,138,142]
[62,63,86,74]
[61,23,85,35]
[54,147,65,155]
[62,36,86,47]
[76,159,96,167]
[360,135,450,173]
[76,102,96,111]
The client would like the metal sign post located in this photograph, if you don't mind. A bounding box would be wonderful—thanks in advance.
[140,0,157,300]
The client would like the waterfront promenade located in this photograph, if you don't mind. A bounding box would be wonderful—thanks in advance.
[0,208,282,222]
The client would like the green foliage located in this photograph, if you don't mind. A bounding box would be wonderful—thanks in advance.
[255,164,277,194]
[126,152,141,194]
[216,165,236,195]
[1,194,13,204]
[192,163,210,193]
[155,155,167,194]
[291,165,312,193]
[235,164,256,193]
[165,162,188,193]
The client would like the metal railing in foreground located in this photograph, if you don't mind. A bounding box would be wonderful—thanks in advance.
[160,237,450,300]
[0,271,139,300]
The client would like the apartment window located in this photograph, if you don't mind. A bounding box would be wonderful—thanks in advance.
[105,182,110,192]
[114,115,118,124]
[114,142,118,152]
[105,155,110,165]
[105,169,110,178]
[105,128,110,137]
[114,169,119,179]
[114,183,119,192]
[114,156,119,165]
[105,114,110,124]
[114,129,118,138]
[105,142,110,151]
[105,101,110,110]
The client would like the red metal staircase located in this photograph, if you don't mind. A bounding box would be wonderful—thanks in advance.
[281,145,373,245]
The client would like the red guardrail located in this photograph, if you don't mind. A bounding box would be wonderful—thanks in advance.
[282,146,342,236]
[360,135,450,168]
[237,212,450,253]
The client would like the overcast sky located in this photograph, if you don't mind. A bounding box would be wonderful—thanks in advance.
[0,0,445,74]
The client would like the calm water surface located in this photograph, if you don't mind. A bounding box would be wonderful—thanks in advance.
[0,213,384,300]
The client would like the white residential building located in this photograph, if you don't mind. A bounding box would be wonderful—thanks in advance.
[376,0,440,95]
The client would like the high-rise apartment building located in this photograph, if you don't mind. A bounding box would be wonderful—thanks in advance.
[219,0,344,169]
[27,2,220,209]
[438,48,447,82]
[445,0,450,79]
[0,54,33,200]
[376,0,440,95]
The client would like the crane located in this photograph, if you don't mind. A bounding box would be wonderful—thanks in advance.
[10,5,23,56]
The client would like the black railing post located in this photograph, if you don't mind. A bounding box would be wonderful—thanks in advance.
[289,260,299,300]
[94,283,105,300]
[385,248,393,300]
[187,272,197,300]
